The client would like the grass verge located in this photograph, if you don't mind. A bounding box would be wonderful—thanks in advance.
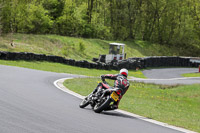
[0,33,193,61]
[0,60,146,78]
[64,78,200,132]
[182,73,200,77]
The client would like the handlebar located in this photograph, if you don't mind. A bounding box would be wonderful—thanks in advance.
[101,75,106,82]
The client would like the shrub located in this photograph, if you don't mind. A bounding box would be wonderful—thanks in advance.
[79,41,85,52]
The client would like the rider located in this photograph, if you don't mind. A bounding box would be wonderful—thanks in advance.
[92,68,130,110]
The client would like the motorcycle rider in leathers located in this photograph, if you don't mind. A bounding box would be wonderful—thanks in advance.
[92,68,130,110]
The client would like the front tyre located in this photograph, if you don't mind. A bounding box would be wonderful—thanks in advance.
[93,95,111,113]
[79,96,90,108]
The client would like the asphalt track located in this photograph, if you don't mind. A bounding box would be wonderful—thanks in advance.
[131,68,200,85]
[0,65,196,133]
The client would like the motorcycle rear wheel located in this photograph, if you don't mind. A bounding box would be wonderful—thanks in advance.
[93,95,110,113]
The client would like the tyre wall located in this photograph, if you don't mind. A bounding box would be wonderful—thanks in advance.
[0,51,199,70]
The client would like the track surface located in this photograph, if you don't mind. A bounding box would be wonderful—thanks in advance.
[131,68,200,85]
[0,65,185,133]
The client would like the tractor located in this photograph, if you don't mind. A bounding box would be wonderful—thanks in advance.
[93,43,126,63]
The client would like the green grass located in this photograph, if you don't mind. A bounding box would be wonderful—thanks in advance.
[64,78,200,132]
[0,60,146,78]
[182,73,200,77]
[0,33,188,61]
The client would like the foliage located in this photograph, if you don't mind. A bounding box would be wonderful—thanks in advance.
[78,41,85,52]
[0,0,200,56]
[0,0,53,34]
[1,33,192,61]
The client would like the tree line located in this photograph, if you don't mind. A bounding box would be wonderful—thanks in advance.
[0,0,200,51]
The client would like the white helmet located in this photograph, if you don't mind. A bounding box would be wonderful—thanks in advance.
[120,68,128,77]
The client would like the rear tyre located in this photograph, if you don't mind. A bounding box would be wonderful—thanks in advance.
[93,95,111,113]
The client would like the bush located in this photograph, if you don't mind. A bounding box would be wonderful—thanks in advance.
[61,45,69,56]
[79,41,85,52]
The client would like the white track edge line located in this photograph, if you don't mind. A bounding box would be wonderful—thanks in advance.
[53,78,197,133]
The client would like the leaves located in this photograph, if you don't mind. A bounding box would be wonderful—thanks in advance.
[0,0,199,56]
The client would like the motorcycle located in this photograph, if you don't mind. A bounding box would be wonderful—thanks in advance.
[79,79,120,113]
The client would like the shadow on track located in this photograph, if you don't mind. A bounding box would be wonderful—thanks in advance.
[102,111,150,120]
[81,106,151,120]
[102,111,132,118]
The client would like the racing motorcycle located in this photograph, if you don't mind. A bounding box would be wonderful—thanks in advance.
[79,80,120,113]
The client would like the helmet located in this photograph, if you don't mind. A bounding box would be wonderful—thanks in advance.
[120,68,128,77]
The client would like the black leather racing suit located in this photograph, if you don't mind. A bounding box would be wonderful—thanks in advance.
[93,74,130,110]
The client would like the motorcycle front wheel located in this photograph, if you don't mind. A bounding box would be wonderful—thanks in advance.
[93,95,110,113]
[79,95,90,108]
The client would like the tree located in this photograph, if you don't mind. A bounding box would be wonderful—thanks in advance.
[43,0,65,20]
[0,0,199,54]
[0,0,2,35]
[86,0,94,23]
[56,0,77,36]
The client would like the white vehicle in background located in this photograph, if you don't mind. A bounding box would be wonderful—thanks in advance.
[94,43,126,63]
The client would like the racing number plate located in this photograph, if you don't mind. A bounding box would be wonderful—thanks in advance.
[111,92,119,102]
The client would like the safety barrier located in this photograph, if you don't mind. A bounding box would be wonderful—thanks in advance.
[0,51,199,70]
